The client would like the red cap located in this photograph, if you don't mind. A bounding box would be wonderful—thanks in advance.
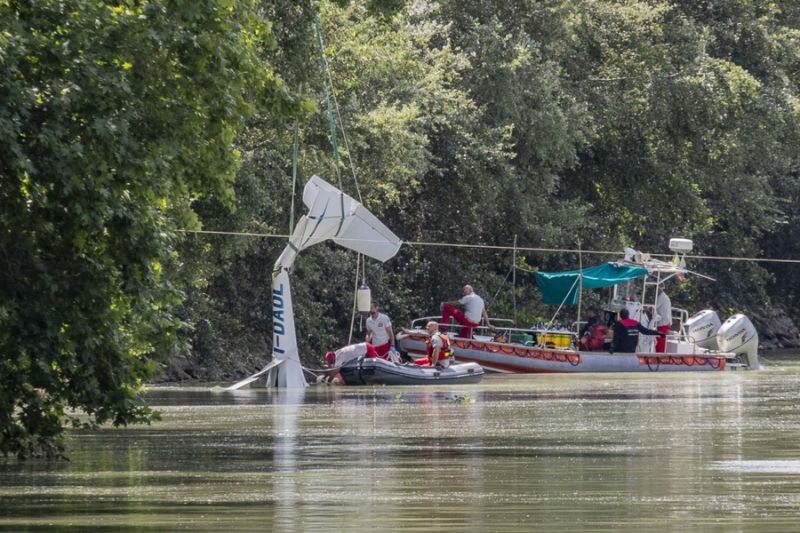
[325,351,335,365]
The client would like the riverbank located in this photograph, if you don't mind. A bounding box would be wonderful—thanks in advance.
[156,345,799,384]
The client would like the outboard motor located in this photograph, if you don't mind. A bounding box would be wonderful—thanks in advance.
[717,314,761,370]
[685,310,721,350]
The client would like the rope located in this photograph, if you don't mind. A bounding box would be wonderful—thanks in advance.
[314,9,365,337]
[302,365,329,376]
[547,274,581,327]
[313,12,347,240]
[489,263,514,309]
[347,254,360,344]
[173,230,800,265]
[314,14,343,191]
[329,69,362,203]
[250,353,329,379]
[289,83,303,233]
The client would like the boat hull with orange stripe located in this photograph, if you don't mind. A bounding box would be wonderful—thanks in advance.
[396,331,729,373]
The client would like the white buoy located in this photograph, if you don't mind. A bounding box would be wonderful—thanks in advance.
[357,284,371,313]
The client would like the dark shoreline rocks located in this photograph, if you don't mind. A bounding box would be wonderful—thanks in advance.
[752,307,800,351]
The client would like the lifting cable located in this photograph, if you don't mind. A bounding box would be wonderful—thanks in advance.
[174,229,800,265]
[289,82,302,234]
[314,12,368,342]
[314,13,344,194]
[347,254,362,344]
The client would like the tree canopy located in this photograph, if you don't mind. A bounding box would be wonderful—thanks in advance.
[0,0,300,458]
[192,0,798,370]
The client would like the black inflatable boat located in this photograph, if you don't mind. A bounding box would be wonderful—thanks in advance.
[339,357,484,386]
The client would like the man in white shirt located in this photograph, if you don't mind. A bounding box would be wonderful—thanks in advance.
[440,284,492,339]
[655,286,672,352]
[325,342,379,368]
[322,342,380,384]
[365,301,396,357]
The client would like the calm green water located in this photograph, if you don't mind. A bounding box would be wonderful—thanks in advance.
[2,358,800,532]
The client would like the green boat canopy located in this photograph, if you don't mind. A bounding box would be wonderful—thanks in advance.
[535,263,648,305]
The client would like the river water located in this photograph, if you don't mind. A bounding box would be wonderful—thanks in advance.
[2,357,800,532]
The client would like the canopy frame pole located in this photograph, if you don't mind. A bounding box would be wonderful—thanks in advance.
[576,240,583,337]
[512,234,518,325]
[547,274,581,329]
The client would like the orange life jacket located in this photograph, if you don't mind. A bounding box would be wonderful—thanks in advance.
[426,333,453,359]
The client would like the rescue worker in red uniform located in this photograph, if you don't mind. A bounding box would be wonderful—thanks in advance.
[579,306,601,350]
[610,308,665,353]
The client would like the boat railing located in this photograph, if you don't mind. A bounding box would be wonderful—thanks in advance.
[405,316,577,350]
[405,317,730,355]
[672,307,690,338]
[408,316,515,331]
[662,330,735,358]
[664,308,737,358]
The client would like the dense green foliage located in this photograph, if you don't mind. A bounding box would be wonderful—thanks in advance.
[189,0,799,376]
[2,0,799,456]
[0,0,298,457]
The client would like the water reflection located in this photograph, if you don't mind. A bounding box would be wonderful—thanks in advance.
[713,460,800,474]
[2,361,800,531]
[274,388,305,533]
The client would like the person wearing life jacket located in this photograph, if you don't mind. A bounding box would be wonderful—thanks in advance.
[610,308,665,353]
[415,321,454,368]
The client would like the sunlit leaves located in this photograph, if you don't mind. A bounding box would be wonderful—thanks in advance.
[177,1,798,387]
[0,0,297,458]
